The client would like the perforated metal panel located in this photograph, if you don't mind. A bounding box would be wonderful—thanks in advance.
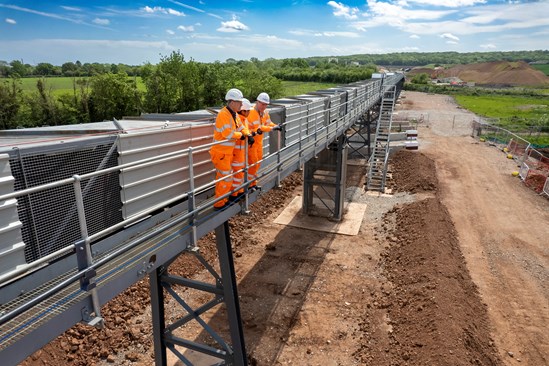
[8,139,122,263]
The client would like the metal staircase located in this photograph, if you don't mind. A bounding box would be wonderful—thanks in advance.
[366,85,396,192]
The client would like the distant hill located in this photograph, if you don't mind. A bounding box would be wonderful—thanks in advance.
[304,50,549,67]
[409,61,549,86]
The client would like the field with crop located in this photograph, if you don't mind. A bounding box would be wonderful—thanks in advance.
[16,77,335,99]
[17,76,146,95]
[532,64,549,76]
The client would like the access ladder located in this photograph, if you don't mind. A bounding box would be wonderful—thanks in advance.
[366,85,396,191]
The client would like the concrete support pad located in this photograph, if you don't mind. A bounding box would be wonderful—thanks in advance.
[273,196,367,236]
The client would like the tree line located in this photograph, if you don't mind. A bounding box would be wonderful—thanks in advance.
[0,52,378,130]
[0,52,285,129]
[2,50,547,129]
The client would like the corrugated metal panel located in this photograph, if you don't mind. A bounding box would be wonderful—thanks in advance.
[118,122,215,220]
[271,99,309,150]
[0,154,26,276]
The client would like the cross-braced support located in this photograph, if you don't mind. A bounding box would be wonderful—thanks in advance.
[303,135,348,221]
[150,221,247,366]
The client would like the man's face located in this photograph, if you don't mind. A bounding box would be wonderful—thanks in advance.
[256,101,268,113]
[230,100,242,111]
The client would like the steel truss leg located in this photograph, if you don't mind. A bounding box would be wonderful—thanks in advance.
[303,135,348,221]
[150,221,247,366]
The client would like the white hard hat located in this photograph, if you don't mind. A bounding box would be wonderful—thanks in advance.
[257,92,270,104]
[225,88,244,102]
[240,98,252,111]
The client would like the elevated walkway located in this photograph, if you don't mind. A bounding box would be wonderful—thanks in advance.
[0,75,404,366]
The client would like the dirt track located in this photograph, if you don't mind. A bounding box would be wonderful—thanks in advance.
[21,91,549,366]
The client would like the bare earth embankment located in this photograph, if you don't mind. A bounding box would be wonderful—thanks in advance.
[21,91,548,366]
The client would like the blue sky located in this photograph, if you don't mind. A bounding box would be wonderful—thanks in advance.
[1,0,548,65]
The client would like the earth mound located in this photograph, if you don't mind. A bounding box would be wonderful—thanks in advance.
[410,61,549,86]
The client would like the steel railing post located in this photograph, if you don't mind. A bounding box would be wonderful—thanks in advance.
[73,174,103,327]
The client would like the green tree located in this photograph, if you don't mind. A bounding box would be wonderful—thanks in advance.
[9,60,28,77]
[0,77,22,129]
[34,62,55,76]
[142,51,201,113]
[89,72,142,120]
[411,73,430,84]
[62,62,78,76]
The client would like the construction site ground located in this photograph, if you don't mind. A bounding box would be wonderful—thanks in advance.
[21,91,549,366]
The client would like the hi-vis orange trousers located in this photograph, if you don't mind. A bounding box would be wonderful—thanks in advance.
[248,143,262,188]
[231,144,247,195]
[210,151,233,208]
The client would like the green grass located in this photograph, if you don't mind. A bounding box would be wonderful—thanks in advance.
[454,94,549,123]
[17,77,329,98]
[281,81,338,96]
[456,94,549,145]
[532,64,549,76]
[17,76,146,96]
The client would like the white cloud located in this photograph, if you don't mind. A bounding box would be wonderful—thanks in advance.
[353,1,549,39]
[178,25,195,32]
[142,6,185,16]
[5,18,16,24]
[217,16,249,32]
[0,39,175,64]
[410,34,420,39]
[166,29,175,35]
[480,43,496,49]
[441,32,460,41]
[168,1,204,13]
[60,6,82,12]
[327,1,359,20]
[93,18,110,25]
[0,4,112,29]
[446,40,459,44]
[405,0,487,7]
[289,29,359,38]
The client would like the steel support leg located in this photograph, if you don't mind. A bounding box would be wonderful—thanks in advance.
[302,135,347,221]
[150,265,168,366]
[149,221,247,366]
[214,222,248,366]
[333,135,348,221]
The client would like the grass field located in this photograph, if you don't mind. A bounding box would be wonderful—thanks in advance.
[532,64,549,76]
[17,76,146,95]
[455,94,549,145]
[16,77,335,98]
[280,81,338,96]
[454,94,549,123]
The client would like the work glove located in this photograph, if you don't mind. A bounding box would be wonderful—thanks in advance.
[247,135,255,146]
[273,125,283,131]
[240,134,246,140]
[250,131,256,137]
[256,128,263,135]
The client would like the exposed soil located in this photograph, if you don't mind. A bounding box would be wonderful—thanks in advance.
[20,91,549,366]
[409,61,549,86]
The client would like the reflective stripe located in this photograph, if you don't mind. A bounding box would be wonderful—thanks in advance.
[220,140,235,147]
[232,177,243,183]
[234,145,246,150]
[226,130,235,139]
[232,162,245,167]
[216,169,232,175]
[215,123,232,132]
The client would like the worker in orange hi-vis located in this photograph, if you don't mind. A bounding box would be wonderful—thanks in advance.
[247,92,282,190]
[209,88,254,210]
[230,98,255,201]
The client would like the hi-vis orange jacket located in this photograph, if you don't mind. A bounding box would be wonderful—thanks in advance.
[210,106,248,155]
[247,108,276,146]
